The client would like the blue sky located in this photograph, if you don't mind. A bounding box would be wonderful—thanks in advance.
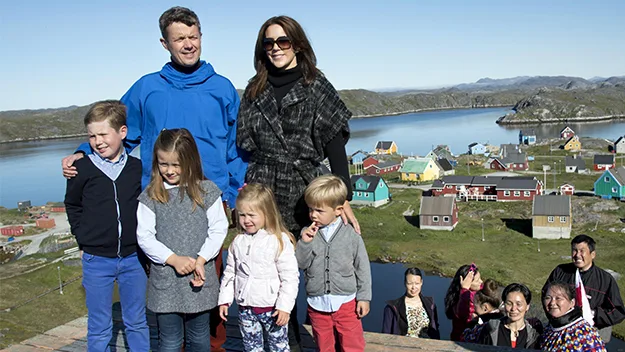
[1,0,624,111]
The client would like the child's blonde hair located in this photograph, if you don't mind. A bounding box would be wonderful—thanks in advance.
[236,183,295,253]
[146,128,205,210]
[84,100,127,131]
[304,174,347,208]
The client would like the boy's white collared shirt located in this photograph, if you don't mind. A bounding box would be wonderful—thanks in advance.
[307,217,356,312]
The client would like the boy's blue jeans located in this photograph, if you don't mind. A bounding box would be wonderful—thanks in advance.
[156,311,211,352]
[82,252,149,352]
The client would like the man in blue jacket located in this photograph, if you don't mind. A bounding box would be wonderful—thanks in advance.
[62,6,245,351]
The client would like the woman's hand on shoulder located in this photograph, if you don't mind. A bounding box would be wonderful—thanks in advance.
[341,201,361,234]
[272,309,290,326]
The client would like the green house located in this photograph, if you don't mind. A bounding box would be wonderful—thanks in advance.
[349,175,390,207]
[594,166,625,200]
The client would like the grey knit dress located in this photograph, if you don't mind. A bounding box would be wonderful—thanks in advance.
[138,180,222,314]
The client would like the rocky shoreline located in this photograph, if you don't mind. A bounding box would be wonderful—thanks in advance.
[352,104,512,119]
[496,114,625,125]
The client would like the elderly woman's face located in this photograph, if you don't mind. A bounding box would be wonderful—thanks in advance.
[405,274,423,298]
[543,286,575,318]
[504,291,529,323]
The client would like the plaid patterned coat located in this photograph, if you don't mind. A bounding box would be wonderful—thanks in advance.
[237,73,351,232]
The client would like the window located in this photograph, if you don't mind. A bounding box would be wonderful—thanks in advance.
[514,191,520,196]
[605,176,610,182]
[504,190,510,196]
[376,169,380,174]
[432,216,439,222]
[548,216,554,223]
[560,216,567,223]
[612,187,618,193]
[446,185,452,189]
[443,216,450,223]
[365,193,369,198]
[357,192,361,197]
[456,185,462,191]
[405,173,410,178]
[379,183,384,188]
[524,191,530,197]
[484,186,490,190]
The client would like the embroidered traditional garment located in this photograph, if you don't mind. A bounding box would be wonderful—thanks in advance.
[406,305,430,338]
[542,309,606,352]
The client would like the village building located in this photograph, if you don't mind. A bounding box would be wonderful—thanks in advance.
[430,176,542,201]
[468,142,486,155]
[436,158,455,176]
[560,126,575,139]
[563,135,581,151]
[365,160,402,176]
[519,129,537,145]
[594,166,625,200]
[615,136,625,154]
[485,151,529,171]
[593,154,615,171]
[532,195,572,239]
[1,226,24,236]
[400,158,441,182]
[362,156,380,169]
[426,145,456,166]
[565,155,587,173]
[36,218,56,229]
[349,175,391,207]
[419,196,458,231]
[50,202,66,213]
[559,184,575,195]
[496,177,543,201]
[374,141,398,154]
[349,150,369,165]
[17,200,31,211]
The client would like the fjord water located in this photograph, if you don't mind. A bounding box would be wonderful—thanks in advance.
[2,107,625,209]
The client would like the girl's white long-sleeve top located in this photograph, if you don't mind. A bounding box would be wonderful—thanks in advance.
[136,184,228,264]
[218,230,299,313]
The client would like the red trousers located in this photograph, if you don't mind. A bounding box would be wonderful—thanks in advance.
[307,299,365,352]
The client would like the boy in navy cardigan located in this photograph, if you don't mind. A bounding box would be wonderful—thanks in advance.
[64,100,149,351]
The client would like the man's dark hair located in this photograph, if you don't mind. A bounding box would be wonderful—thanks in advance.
[159,6,201,40]
[571,234,596,253]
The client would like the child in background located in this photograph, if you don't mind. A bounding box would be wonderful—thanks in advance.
[136,128,228,351]
[218,183,299,352]
[461,278,503,342]
[296,175,372,352]
[65,100,149,351]
[444,263,484,341]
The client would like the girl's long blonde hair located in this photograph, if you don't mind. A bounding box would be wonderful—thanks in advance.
[236,183,295,254]
[146,128,205,210]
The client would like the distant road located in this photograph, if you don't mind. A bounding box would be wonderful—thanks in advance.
[12,213,71,257]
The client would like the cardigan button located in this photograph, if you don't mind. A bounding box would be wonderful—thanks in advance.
[326,290,331,294]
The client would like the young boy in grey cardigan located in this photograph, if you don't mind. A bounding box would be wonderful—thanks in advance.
[296,175,372,351]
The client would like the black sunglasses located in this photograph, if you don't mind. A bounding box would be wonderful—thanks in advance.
[262,36,292,51]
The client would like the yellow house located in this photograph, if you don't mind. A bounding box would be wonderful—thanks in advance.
[400,158,441,182]
[564,135,581,151]
[374,141,398,154]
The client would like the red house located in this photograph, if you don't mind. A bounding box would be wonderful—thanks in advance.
[50,203,66,212]
[431,176,474,196]
[486,158,508,171]
[1,226,24,236]
[362,156,379,169]
[36,218,56,229]
[496,178,543,201]
[593,155,615,171]
[560,184,575,195]
[365,160,401,175]
[560,126,575,139]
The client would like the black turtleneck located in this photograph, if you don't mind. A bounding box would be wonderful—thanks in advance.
[170,59,202,74]
[268,66,303,109]
[548,306,583,328]
[267,65,352,200]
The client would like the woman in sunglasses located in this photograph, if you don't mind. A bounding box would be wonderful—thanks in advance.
[236,16,358,352]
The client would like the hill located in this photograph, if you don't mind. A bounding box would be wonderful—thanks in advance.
[1,75,624,142]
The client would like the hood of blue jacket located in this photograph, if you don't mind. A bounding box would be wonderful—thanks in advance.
[159,60,216,89]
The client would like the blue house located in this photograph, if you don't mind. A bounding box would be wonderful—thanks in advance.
[519,129,537,145]
[350,175,391,207]
[350,150,369,165]
[468,142,486,155]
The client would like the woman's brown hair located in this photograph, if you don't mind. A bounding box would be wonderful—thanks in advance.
[146,128,205,210]
[245,16,318,100]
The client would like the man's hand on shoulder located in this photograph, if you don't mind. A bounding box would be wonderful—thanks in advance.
[62,153,84,179]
